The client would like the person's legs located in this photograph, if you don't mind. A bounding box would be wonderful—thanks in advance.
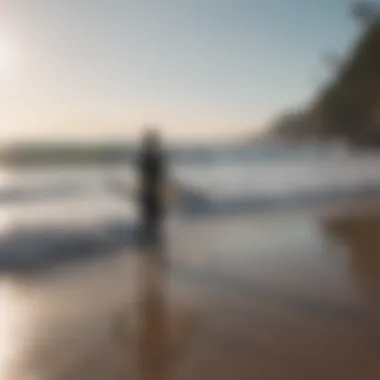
[140,210,162,247]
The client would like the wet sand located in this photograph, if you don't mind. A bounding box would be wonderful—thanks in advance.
[2,201,380,380]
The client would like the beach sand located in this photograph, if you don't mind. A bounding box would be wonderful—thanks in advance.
[2,199,380,380]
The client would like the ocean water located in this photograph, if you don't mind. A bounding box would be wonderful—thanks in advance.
[0,145,379,270]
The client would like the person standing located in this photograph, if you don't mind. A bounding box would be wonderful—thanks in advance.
[138,129,165,245]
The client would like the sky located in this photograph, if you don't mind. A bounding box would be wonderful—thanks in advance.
[0,0,361,142]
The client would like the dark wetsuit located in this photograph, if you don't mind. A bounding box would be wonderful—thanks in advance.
[139,147,164,242]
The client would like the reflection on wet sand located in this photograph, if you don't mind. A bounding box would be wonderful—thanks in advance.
[2,205,380,379]
[324,212,380,305]
[137,252,171,380]
[117,248,201,380]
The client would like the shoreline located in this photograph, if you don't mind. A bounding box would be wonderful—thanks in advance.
[1,189,380,274]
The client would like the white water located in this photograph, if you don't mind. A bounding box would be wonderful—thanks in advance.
[1,149,380,222]
[173,153,380,200]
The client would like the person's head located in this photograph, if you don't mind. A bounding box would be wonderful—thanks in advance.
[142,128,161,152]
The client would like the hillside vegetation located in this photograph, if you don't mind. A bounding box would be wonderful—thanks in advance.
[316,16,380,145]
[270,2,380,146]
